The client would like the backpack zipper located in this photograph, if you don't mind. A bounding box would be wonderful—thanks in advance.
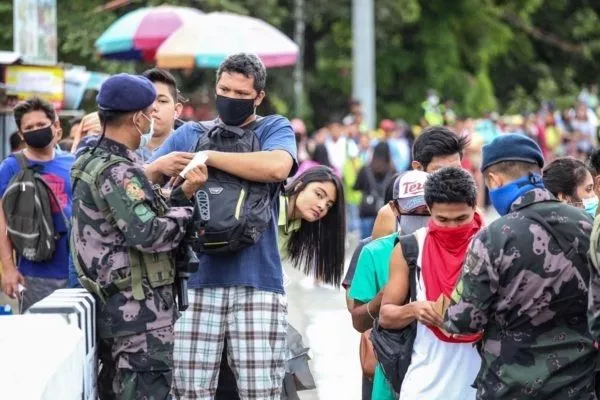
[234,188,247,220]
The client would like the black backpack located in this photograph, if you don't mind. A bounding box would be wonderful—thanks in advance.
[2,152,67,261]
[370,233,420,394]
[192,119,274,254]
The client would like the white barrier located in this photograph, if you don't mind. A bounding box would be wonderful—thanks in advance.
[26,289,97,400]
[0,314,85,399]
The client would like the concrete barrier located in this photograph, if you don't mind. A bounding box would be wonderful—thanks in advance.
[0,314,85,399]
[26,289,97,400]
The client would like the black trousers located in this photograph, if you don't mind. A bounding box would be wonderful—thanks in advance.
[215,341,240,400]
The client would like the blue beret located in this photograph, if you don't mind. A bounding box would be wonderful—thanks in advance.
[96,73,156,112]
[481,134,544,172]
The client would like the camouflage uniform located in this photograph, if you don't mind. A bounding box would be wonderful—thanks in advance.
[70,138,193,399]
[444,188,597,399]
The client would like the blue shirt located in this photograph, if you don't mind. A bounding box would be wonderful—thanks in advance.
[150,116,298,294]
[0,151,75,279]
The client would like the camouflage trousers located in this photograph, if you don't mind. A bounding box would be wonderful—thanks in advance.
[98,325,174,400]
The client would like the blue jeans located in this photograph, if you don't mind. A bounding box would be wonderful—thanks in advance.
[347,204,360,234]
[360,217,375,239]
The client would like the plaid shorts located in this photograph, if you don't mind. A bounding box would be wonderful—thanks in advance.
[172,287,288,400]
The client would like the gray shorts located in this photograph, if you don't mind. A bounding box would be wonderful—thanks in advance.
[20,275,68,313]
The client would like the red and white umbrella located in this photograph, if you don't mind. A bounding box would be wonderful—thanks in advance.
[95,5,204,61]
[155,12,299,69]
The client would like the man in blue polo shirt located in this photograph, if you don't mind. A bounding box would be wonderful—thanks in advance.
[147,53,297,400]
[0,97,74,311]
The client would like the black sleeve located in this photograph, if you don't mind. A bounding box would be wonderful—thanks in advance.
[342,238,373,289]
[353,166,368,192]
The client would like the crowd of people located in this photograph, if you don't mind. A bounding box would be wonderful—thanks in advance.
[288,85,600,247]
[2,50,600,400]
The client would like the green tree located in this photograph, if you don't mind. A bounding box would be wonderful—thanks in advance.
[3,0,600,126]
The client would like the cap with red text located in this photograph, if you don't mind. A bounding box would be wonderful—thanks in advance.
[393,170,429,211]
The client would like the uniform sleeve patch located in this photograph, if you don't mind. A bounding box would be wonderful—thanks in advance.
[451,280,464,303]
[134,203,155,223]
[125,177,145,201]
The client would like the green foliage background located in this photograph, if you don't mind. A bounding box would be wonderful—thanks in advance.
[1,0,599,128]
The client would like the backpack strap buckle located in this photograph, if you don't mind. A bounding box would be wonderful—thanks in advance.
[101,277,133,299]
[217,123,247,138]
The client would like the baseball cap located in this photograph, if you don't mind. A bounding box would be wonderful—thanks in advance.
[393,170,429,211]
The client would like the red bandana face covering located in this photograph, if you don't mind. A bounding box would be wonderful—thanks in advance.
[421,212,483,343]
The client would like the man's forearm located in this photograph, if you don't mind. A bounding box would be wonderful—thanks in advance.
[0,239,15,271]
[207,150,293,183]
[351,291,383,333]
[379,303,416,330]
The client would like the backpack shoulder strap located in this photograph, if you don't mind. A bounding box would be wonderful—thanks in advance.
[12,151,70,231]
[397,233,420,302]
[197,120,218,133]
[249,115,265,128]
[13,151,28,170]
[201,117,265,151]
[245,117,265,152]
[217,116,266,134]
[72,153,126,226]
[35,171,71,232]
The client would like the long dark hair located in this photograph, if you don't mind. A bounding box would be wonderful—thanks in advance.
[371,141,393,175]
[311,143,333,168]
[284,166,346,286]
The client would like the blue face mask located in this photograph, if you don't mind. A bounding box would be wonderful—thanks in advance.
[489,173,544,216]
[583,196,599,217]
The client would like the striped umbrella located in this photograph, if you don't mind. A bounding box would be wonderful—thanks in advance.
[95,5,204,61]
[155,12,299,69]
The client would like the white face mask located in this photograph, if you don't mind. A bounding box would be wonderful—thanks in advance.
[134,112,154,150]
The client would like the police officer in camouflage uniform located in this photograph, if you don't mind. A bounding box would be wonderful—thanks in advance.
[444,134,597,399]
[70,74,208,399]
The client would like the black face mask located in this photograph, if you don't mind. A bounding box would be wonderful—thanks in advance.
[22,125,54,149]
[216,94,255,126]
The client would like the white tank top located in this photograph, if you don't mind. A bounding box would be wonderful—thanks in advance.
[400,228,481,400]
